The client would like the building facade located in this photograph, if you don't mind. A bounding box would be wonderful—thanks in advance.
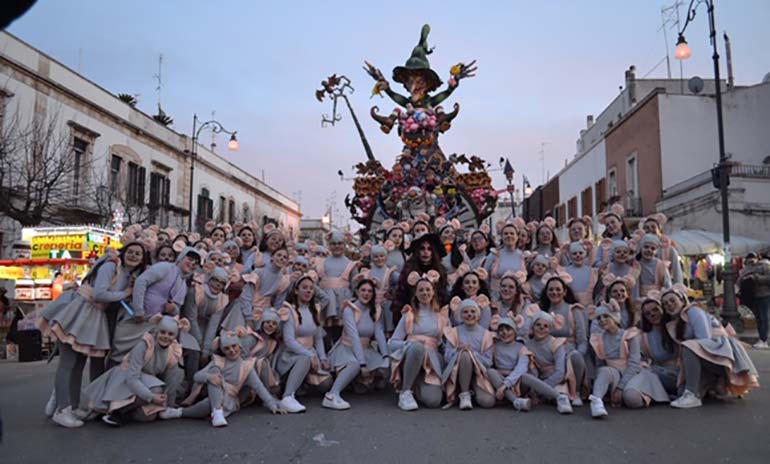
[0,32,300,257]
[524,65,770,245]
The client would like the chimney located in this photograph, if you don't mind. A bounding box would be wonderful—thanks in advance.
[724,32,735,90]
[586,115,594,128]
[625,65,637,105]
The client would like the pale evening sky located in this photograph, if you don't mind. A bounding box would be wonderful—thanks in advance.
[8,0,770,227]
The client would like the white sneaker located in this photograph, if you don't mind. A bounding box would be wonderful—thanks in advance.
[589,394,608,418]
[571,397,583,407]
[459,391,473,410]
[52,406,84,428]
[398,390,419,411]
[44,389,57,417]
[159,407,183,420]
[72,407,94,421]
[752,340,769,349]
[556,393,573,414]
[280,394,307,413]
[513,398,531,411]
[322,393,351,410]
[211,408,228,427]
[671,390,702,409]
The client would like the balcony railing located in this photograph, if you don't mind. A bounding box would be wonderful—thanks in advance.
[625,195,643,217]
[663,163,770,198]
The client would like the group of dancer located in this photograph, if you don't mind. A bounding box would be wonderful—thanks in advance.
[37,204,760,429]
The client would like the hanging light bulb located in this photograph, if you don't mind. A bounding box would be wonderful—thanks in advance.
[675,35,692,60]
[227,133,239,151]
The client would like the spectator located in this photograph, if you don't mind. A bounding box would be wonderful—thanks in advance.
[739,253,770,349]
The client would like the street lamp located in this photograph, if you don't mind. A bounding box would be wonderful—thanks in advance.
[188,114,238,230]
[675,0,738,326]
[503,158,515,219]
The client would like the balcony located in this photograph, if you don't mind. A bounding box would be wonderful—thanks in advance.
[625,195,643,217]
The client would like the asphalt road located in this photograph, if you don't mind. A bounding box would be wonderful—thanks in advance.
[1,351,769,464]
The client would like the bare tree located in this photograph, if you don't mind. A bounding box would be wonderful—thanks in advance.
[82,157,152,227]
[0,103,90,227]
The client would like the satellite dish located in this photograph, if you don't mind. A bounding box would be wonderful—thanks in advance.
[688,76,705,94]
[762,72,770,84]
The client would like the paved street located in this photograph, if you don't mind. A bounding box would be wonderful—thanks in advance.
[0,350,768,464]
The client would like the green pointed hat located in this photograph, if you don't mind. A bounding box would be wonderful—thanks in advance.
[392,24,443,92]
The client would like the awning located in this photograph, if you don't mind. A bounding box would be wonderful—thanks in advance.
[668,229,770,256]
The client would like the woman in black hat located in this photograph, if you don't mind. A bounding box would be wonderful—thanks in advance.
[391,233,449,327]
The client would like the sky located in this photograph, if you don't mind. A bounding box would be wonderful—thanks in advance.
[7,0,770,227]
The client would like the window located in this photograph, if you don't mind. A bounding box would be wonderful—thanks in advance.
[607,168,618,198]
[626,153,638,198]
[197,188,213,223]
[110,155,122,193]
[149,172,170,226]
[228,199,235,224]
[72,138,88,198]
[149,172,170,207]
[126,162,146,206]
[567,196,577,220]
[242,203,250,222]
[218,195,226,223]
[595,178,606,212]
[581,187,593,217]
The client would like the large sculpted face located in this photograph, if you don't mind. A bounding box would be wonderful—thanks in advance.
[407,74,430,103]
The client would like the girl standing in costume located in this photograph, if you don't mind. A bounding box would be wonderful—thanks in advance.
[315,231,358,324]
[492,272,536,334]
[637,234,672,298]
[564,242,599,307]
[182,267,229,387]
[110,247,201,367]
[524,255,549,303]
[641,213,683,285]
[325,279,390,410]
[466,227,495,273]
[489,223,526,298]
[40,243,149,427]
[594,204,631,266]
[389,271,449,411]
[368,245,400,335]
[220,247,292,331]
[533,218,560,259]
[442,299,495,410]
[560,216,594,266]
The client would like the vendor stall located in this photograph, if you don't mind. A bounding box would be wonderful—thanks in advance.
[0,226,122,359]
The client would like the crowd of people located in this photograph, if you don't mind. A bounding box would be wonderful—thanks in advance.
[36,204,762,429]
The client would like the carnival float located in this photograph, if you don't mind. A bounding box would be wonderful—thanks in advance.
[317,24,499,238]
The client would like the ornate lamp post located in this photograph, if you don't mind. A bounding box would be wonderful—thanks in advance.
[503,158,515,219]
[674,0,738,326]
[188,114,238,230]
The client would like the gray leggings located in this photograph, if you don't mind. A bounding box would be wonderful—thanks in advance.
[457,352,495,408]
[182,384,229,418]
[54,343,87,410]
[489,369,562,402]
[568,350,586,394]
[329,362,360,395]
[283,356,333,397]
[592,366,646,409]
[401,343,442,408]
[683,346,725,398]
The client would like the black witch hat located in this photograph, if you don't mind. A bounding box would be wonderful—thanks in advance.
[392,24,443,93]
